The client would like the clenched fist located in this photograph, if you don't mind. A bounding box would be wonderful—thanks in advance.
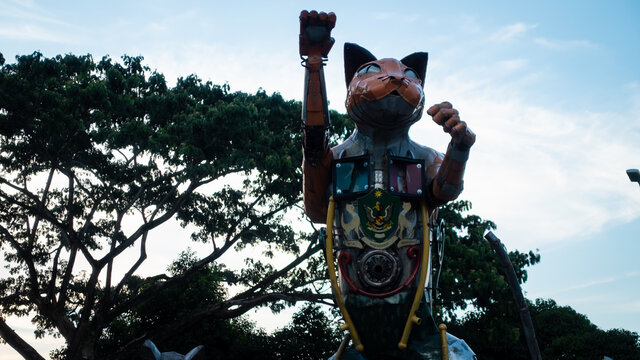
[427,102,476,149]
[299,10,336,59]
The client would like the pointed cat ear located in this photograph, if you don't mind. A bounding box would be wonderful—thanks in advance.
[344,43,377,87]
[401,52,428,84]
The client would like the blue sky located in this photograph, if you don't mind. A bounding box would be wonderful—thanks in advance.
[1,0,639,358]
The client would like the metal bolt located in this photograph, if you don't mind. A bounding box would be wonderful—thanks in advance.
[336,163,341,168]
[417,164,422,169]
[417,189,423,195]
[336,189,342,195]
[364,184,368,190]
[364,162,368,167]
[390,186,395,191]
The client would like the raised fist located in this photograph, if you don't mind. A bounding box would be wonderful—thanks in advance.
[299,10,336,58]
[427,102,476,149]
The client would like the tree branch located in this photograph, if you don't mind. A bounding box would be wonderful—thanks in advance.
[98,180,199,267]
[0,315,46,360]
[113,230,148,298]
[27,167,55,250]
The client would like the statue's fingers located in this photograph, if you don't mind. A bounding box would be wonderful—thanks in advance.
[439,101,453,109]
[443,115,460,133]
[426,104,440,116]
[300,10,309,32]
[432,108,458,126]
[308,10,319,24]
[450,121,467,139]
[327,12,337,29]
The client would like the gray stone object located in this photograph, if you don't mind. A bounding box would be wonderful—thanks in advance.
[144,339,203,360]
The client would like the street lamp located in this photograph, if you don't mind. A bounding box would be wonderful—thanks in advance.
[627,169,640,186]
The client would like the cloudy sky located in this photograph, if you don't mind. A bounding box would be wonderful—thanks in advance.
[1,0,639,358]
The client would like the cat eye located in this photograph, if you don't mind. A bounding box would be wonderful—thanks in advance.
[404,69,419,79]
[357,64,381,75]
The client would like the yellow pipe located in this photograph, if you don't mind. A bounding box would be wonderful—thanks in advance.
[398,200,431,350]
[439,324,449,360]
[326,196,364,352]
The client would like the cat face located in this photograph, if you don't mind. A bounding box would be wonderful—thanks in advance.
[343,43,428,134]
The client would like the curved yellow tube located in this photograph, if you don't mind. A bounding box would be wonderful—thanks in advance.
[326,196,364,352]
[398,200,430,350]
[439,324,449,360]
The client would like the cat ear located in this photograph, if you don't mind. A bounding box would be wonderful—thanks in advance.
[401,52,428,85]
[344,43,377,87]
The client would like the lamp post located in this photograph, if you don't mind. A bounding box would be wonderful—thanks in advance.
[627,169,640,186]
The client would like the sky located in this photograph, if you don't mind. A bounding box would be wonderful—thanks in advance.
[1,0,639,358]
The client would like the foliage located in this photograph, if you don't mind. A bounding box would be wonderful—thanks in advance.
[97,251,340,360]
[269,304,342,360]
[435,200,540,320]
[450,298,640,360]
[0,51,351,359]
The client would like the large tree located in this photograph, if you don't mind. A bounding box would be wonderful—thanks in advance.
[0,52,351,359]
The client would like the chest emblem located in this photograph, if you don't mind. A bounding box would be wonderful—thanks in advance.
[358,189,400,241]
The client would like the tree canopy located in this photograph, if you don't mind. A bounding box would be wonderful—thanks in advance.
[0,51,351,359]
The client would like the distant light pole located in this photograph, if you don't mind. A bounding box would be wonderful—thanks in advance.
[628,169,640,186]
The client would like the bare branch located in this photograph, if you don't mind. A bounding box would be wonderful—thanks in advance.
[47,244,64,301]
[113,230,149,298]
[0,315,46,360]
[28,167,55,250]
[0,225,41,304]
[98,180,199,266]
[237,239,321,300]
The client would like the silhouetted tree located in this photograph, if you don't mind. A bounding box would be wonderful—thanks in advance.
[0,52,351,359]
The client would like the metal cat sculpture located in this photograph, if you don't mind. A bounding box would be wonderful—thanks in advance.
[299,11,477,360]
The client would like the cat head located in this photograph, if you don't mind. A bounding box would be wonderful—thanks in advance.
[344,43,428,135]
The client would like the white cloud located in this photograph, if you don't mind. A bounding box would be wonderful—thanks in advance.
[549,271,640,295]
[490,22,537,42]
[0,24,70,43]
[534,37,598,50]
[497,58,528,72]
[372,11,422,24]
[0,0,67,26]
[411,67,640,250]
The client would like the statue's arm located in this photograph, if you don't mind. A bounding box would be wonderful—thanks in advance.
[425,102,476,205]
[299,10,336,223]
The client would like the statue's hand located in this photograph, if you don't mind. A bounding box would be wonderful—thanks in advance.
[299,10,336,58]
[427,102,476,149]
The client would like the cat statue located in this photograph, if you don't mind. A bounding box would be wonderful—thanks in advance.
[143,339,203,360]
[299,10,476,360]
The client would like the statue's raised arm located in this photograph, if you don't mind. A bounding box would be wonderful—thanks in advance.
[299,10,336,222]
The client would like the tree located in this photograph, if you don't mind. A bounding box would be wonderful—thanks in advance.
[95,249,341,360]
[0,52,352,359]
[93,250,274,360]
[269,303,341,360]
[435,200,540,320]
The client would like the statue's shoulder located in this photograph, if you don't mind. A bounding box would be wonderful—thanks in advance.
[331,132,367,159]
[408,138,443,164]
